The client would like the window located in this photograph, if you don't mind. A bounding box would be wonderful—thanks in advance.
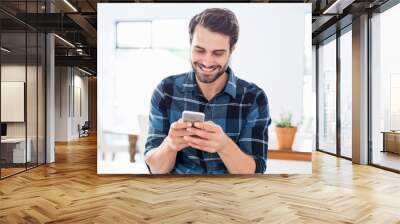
[340,29,352,158]
[0,1,47,179]
[116,19,190,50]
[116,21,152,49]
[390,74,400,130]
[318,37,337,154]
[371,3,400,171]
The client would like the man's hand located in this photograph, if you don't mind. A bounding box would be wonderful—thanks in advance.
[165,119,192,152]
[183,121,230,153]
[183,120,257,174]
[145,119,191,174]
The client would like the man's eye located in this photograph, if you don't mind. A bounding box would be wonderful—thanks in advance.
[214,53,223,57]
[195,49,205,53]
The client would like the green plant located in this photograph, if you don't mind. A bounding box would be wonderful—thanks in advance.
[274,112,295,128]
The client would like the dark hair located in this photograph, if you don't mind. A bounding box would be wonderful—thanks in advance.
[189,8,239,50]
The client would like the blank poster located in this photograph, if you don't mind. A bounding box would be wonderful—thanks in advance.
[1,82,25,122]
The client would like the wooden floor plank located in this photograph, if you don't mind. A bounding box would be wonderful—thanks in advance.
[0,135,399,223]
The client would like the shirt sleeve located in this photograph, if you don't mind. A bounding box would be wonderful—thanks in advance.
[238,90,271,174]
[144,82,170,156]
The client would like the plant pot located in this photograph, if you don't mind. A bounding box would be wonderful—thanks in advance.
[275,127,297,150]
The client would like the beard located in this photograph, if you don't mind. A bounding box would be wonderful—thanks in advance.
[191,61,229,84]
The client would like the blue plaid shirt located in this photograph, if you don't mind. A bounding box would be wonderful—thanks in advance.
[145,67,271,174]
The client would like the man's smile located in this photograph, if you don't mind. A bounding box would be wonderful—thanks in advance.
[198,64,219,73]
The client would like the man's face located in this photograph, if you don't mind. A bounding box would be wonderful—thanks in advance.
[190,25,233,84]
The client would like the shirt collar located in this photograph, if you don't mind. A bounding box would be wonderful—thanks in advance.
[183,66,237,98]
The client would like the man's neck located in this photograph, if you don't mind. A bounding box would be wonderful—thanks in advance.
[196,72,228,101]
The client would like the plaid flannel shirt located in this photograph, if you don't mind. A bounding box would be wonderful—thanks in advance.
[145,67,271,174]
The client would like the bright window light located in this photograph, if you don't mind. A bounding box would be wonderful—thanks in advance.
[116,19,189,50]
[391,74,400,113]
[152,19,190,49]
[116,21,152,49]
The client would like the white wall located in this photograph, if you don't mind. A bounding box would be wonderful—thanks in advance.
[1,64,25,133]
[55,67,68,141]
[73,72,89,137]
[1,64,46,163]
[55,67,89,141]
[1,65,27,144]
[98,3,312,151]
[1,65,39,138]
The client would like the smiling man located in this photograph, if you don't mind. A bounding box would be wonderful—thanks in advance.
[144,8,271,174]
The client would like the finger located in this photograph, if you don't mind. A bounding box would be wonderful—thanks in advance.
[170,129,192,137]
[172,137,188,146]
[171,120,192,130]
[186,127,213,140]
[183,135,211,147]
[194,121,220,132]
[187,142,214,153]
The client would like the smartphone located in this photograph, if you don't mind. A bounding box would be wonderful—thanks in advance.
[182,111,205,124]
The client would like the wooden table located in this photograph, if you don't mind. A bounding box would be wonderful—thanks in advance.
[268,148,312,161]
[381,131,400,154]
[1,138,32,165]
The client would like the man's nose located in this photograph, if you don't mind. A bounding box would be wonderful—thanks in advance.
[201,54,214,67]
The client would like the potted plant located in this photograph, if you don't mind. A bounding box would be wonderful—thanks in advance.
[274,112,297,150]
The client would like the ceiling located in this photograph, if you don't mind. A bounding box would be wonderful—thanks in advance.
[0,0,393,75]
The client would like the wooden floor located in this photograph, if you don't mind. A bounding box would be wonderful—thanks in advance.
[1,163,45,178]
[1,135,400,223]
[1,167,26,178]
[373,150,400,171]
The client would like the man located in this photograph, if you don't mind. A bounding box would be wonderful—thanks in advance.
[144,8,271,174]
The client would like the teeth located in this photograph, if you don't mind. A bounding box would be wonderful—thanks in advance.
[200,65,216,72]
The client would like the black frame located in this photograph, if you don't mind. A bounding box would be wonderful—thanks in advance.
[336,28,341,158]
[315,23,353,161]
[367,11,373,166]
[0,0,48,179]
